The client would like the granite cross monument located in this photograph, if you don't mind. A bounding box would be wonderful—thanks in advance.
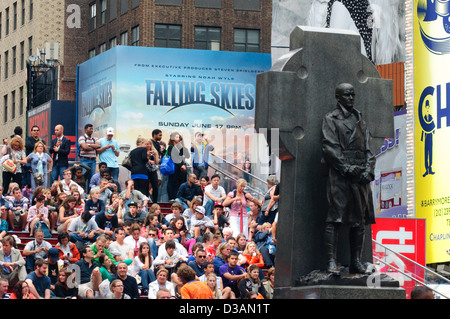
[255,26,402,298]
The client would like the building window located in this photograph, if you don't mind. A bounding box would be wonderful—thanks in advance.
[155,24,181,48]
[100,0,107,25]
[13,2,17,31]
[120,31,128,45]
[89,2,96,31]
[28,36,32,57]
[12,46,16,75]
[120,0,128,15]
[109,37,117,49]
[21,0,25,25]
[88,48,96,59]
[234,0,260,10]
[5,8,10,36]
[132,0,140,9]
[29,0,33,20]
[20,41,24,70]
[0,13,2,39]
[19,86,23,115]
[4,51,8,79]
[131,25,139,46]
[99,43,106,54]
[195,0,221,8]
[155,0,182,5]
[11,90,15,120]
[234,28,260,52]
[110,0,117,21]
[4,95,7,123]
[194,26,221,50]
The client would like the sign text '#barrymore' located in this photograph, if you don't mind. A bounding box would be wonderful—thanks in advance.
[145,79,255,111]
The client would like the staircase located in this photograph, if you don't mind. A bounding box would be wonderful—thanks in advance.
[372,239,450,299]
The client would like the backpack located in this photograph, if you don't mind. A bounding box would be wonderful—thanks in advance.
[225,189,247,207]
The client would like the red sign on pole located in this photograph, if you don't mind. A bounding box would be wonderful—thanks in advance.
[372,218,426,299]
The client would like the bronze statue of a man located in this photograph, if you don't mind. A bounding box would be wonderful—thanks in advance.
[321,82,376,274]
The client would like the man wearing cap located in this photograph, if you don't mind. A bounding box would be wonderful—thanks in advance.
[212,202,229,233]
[189,206,215,239]
[46,247,63,291]
[95,203,119,237]
[97,127,120,184]
[123,202,146,225]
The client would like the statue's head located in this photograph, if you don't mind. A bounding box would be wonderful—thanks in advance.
[335,83,355,111]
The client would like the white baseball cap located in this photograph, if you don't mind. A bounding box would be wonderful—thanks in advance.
[194,206,205,215]
[106,127,115,135]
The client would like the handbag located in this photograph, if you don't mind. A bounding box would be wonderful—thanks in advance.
[2,158,17,173]
[146,162,158,173]
[122,154,132,170]
[159,150,175,176]
[33,172,44,185]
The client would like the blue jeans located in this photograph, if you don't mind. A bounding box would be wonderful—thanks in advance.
[80,157,97,191]
[69,233,99,245]
[108,167,119,183]
[51,164,67,183]
[174,198,189,210]
[158,174,169,202]
[204,199,214,217]
[138,269,156,290]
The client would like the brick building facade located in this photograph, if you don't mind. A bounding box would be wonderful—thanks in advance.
[84,0,272,61]
[0,0,272,144]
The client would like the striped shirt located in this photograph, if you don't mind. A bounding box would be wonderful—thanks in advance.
[78,134,98,158]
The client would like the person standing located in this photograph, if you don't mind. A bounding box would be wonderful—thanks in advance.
[78,124,100,190]
[167,132,189,201]
[129,137,152,198]
[25,125,46,156]
[28,142,53,191]
[97,127,120,184]
[1,137,27,192]
[190,132,214,180]
[223,178,257,238]
[24,125,46,188]
[49,124,71,183]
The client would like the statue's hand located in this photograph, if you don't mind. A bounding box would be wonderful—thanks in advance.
[347,165,361,177]
[360,171,373,184]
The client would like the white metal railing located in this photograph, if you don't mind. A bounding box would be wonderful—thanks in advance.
[372,239,450,299]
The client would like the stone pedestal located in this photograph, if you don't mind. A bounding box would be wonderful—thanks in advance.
[275,286,406,299]
[275,268,406,299]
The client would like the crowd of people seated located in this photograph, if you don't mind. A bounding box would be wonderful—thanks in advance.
[0,124,278,299]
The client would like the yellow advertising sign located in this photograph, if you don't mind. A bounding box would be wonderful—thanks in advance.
[414,0,450,264]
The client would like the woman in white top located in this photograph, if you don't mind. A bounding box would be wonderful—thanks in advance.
[128,242,155,295]
[147,268,175,299]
